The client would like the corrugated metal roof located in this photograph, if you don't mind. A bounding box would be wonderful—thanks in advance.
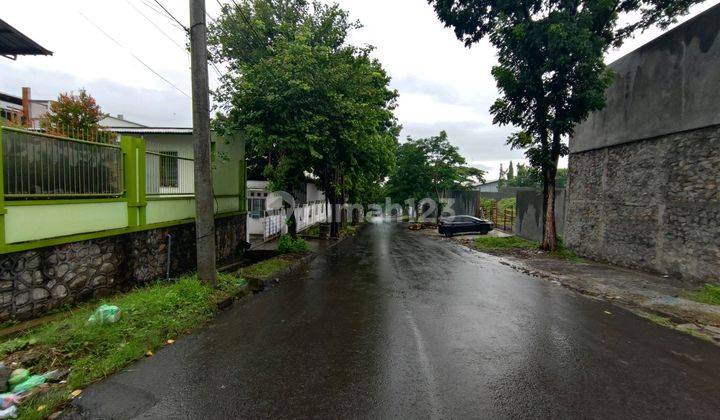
[0,19,52,58]
[108,127,193,134]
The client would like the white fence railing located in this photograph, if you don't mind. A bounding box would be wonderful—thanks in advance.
[263,201,327,240]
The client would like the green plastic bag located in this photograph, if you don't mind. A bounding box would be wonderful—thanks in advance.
[7,369,29,388]
[11,374,45,394]
[88,304,121,324]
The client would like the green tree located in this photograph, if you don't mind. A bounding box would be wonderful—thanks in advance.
[507,160,514,181]
[429,0,702,250]
[40,89,112,143]
[386,142,433,205]
[387,131,483,220]
[210,0,398,237]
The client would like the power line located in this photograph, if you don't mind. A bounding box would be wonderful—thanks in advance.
[152,0,189,32]
[215,0,267,47]
[140,0,187,32]
[79,11,191,99]
[126,0,188,52]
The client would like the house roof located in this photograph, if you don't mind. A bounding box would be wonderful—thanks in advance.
[0,19,52,59]
[108,127,193,134]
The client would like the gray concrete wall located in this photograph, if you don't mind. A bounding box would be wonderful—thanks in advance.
[514,189,565,242]
[572,5,720,153]
[566,5,720,282]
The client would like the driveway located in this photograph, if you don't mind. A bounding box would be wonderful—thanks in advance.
[67,221,720,419]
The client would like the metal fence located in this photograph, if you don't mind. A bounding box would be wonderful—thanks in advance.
[2,127,123,198]
[145,151,194,196]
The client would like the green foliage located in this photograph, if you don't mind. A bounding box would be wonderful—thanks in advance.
[471,235,583,261]
[277,234,310,254]
[210,0,399,211]
[241,256,292,279]
[473,236,537,251]
[386,131,484,205]
[40,89,113,143]
[497,198,515,214]
[3,273,246,418]
[429,0,701,249]
[689,284,720,306]
[505,163,567,189]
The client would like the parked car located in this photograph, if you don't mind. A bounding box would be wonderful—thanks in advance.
[438,215,493,237]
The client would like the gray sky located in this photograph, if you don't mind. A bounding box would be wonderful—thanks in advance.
[2,0,718,179]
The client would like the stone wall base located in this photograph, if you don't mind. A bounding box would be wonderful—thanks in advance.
[566,125,720,283]
[0,214,247,321]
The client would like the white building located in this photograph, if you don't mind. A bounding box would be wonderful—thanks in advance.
[246,180,327,242]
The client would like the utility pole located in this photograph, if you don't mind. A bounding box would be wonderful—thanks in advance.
[189,0,217,286]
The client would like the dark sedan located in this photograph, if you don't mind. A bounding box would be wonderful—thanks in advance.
[438,215,493,237]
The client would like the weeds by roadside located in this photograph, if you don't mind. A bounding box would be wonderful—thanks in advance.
[688,284,720,306]
[240,256,293,279]
[470,235,585,262]
[0,273,247,419]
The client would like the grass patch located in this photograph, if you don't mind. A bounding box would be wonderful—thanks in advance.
[472,236,537,251]
[471,235,585,262]
[1,273,246,418]
[240,256,292,279]
[635,311,674,328]
[688,284,720,306]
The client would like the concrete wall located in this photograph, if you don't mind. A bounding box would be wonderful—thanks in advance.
[514,189,565,242]
[572,5,720,153]
[566,4,720,282]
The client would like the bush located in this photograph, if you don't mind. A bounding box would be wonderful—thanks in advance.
[277,234,310,254]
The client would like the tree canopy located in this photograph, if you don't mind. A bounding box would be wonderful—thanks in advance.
[386,131,485,216]
[210,0,399,236]
[40,89,112,143]
[429,0,702,249]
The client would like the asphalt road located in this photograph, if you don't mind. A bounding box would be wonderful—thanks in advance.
[68,221,720,419]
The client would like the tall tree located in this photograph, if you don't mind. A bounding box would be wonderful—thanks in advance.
[210,0,398,237]
[429,0,702,250]
[387,131,483,220]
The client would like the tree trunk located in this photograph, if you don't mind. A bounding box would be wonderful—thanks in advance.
[540,167,557,250]
[540,131,561,251]
[287,206,297,239]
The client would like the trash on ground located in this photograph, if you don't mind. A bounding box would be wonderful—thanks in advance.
[166,339,175,345]
[11,375,46,394]
[0,394,20,410]
[145,350,153,357]
[87,305,121,324]
[0,365,10,393]
[6,370,28,389]
[0,405,17,419]
[603,310,613,315]
[42,369,69,383]
[69,389,82,398]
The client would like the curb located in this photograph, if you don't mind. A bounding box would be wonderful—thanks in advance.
[456,242,720,346]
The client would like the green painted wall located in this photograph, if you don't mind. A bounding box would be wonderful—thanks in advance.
[0,129,247,253]
[146,198,196,225]
[5,202,128,244]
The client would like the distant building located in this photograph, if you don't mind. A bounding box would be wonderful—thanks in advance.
[477,180,500,193]
[0,88,51,129]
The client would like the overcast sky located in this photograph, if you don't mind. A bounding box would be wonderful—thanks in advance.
[2,0,718,180]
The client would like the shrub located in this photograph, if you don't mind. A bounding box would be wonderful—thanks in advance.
[277,234,310,254]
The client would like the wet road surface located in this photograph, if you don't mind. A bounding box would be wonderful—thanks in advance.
[68,221,720,419]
